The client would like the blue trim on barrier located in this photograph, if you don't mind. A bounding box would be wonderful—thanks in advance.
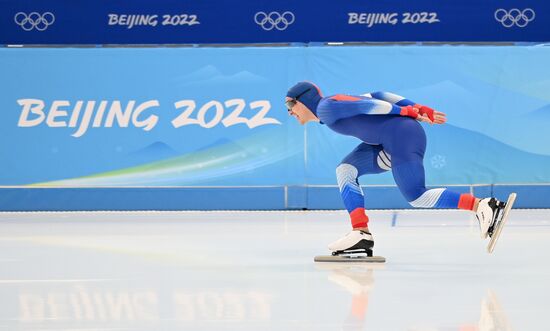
[0,185,548,211]
[287,186,308,209]
[0,188,285,211]
[473,186,493,200]
[491,185,550,209]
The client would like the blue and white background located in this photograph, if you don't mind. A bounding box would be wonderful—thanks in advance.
[1,46,549,210]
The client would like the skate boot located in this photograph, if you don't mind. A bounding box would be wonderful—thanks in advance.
[476,198,506,239]
[328,230,374,257]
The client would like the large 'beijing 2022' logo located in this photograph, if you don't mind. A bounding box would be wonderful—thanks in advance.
[14,12,55,31]
[494,8,535,28]
[254,11,295,31]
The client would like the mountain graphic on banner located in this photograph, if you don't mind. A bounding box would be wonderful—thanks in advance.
[525,104,550,120]
[125,141,179,165]
[424,124,550,184]
[30,128,301,186]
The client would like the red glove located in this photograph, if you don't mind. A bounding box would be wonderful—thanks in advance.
[414,104,435,122]
[400,105,418,119]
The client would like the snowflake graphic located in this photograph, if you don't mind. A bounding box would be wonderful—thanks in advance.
[431,154,446,169]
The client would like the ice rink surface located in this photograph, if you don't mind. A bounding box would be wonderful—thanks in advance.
[1,209,549,331]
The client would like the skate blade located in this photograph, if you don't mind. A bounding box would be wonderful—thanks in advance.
[487,193,516,253]
[314,255,386,263]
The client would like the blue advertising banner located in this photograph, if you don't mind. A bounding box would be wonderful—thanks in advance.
[0,48,305,187]
[1,46,550,209]
[0,0,549,45]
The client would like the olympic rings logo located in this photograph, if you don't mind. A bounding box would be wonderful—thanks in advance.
[254,11,295,31]
[494,8,535,28]
[14,12,55,31]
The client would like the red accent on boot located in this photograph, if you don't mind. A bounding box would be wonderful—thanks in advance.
[458,193,476,211]
[350,208,369,228]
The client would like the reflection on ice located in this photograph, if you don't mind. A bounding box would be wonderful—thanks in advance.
[478,290,514,331]
[0,209,548,330]
[317,263,514,331]
[316,263,384,331]
[17,285,272,324]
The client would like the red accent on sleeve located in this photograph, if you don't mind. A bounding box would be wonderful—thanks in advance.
[331,94,362,101]
[400,105,419,118]
[458,194,476,211]
[350,208,369,228]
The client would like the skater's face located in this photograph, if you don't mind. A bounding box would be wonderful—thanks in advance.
[285,97,319,125]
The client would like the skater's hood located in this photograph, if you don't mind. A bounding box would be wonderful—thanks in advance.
[287,82,323,115]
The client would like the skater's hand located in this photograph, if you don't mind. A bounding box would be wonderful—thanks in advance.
[432,110,447,124]
[417,111,447,125]
[414,104,447,125]
[414,104,435,122]
[399,105,419,119]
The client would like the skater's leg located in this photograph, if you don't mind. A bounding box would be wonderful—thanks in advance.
[383,119,477,210]
[393,158,513,239]
[329,143,388,255]
[385,119,513,239]
[392,160,476,210]
[336,143,388,229]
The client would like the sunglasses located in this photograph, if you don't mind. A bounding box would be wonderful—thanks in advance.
[285,99,297,112]
[285,88,311,113]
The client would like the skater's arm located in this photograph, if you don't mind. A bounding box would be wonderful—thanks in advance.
[325,94,410,116]
[364,91,447,124]
[363,91,416,107]
[317,94,446,125]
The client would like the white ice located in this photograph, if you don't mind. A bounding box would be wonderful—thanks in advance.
[0,209,549,330]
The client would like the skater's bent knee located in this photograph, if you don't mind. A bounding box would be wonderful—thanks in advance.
[336,163,359,188]
[376,150,392,171]
[408,188,446,208]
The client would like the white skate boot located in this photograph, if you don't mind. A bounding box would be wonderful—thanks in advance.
[314,230,385,263]
[475,193,517,253]
[475,198,505,239]
[328,230,375,256]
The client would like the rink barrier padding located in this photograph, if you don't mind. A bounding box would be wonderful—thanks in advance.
[0,185,546,211]
[0,187,285,211]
